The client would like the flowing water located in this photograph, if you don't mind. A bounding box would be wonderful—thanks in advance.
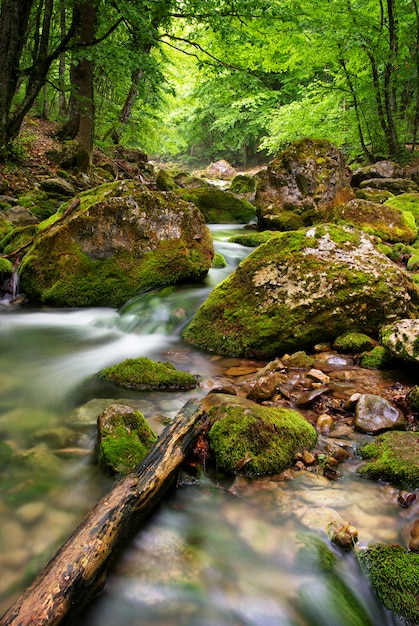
[0,226,414,624]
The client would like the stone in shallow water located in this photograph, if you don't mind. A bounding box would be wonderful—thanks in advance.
[354,393,406,434]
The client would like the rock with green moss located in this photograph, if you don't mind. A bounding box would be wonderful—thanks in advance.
[97,403,157,474]
[228,230,279,247]
[407,253,419,270]
[184,224,419,358]
[380,319,419,362]
[177,187,255,223]
[99,356,198,391]
[357,431,419,488]
[1,205,39,227]
[0,225,37,254]
[18,181,214,307]
[360,345,393,369]
[0,257,13,285]
[156,169,180,191]
[321,198,417,243]
[359,177,418,194]
[255,138,354,230]
[357,543,419,625]
[229,174,256,194]
[212,252,227,268]
[350,160,404,187]
[206,393,317,476]
[355,187,395,203]
[384,192,419,222]
[407,385,419,412]
[333,332,375,352]
[0,217,14,241]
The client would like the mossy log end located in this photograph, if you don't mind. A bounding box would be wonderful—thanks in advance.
[0,398,209,626]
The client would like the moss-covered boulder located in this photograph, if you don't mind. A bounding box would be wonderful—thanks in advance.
[177,187,255,223]
[99,356,198,391]
[384,192,419,223]
[205,393,317,476]
[358,543,419,625]
[359,177,418,195]
[183,224,419,358]
[97,403,157,474]
[350,160,404,187]
[321,198,417,243]
[357,431,419,488]
[18,181,214,307]
[380,318,419,362]
[254,138,354,230]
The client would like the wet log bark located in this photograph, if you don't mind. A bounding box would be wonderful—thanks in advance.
[0,398,209,626]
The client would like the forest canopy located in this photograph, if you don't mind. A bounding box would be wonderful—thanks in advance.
[0,0,418,165]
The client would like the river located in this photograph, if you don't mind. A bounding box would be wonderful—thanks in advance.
[0,226,411,624]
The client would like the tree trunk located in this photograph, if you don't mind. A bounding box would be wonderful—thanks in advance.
[58,0,67,116]
[0,0,34,153]
[77,0,95,162]
[0,398,209,626]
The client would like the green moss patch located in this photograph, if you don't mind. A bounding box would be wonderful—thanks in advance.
[357,431,419,488]
[207,396,317,476]
[333,332,374,352]
[360,346,392,369]
[99,357,198,391]
[229,231,279,247]
[358,544,419,625]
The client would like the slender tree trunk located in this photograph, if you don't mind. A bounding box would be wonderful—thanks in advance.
[58,0,67,116]
[338,56,374,161]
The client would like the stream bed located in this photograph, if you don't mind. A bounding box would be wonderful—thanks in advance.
[0,226,416,624]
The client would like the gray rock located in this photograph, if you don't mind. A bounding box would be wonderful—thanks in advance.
[354,393,407,434]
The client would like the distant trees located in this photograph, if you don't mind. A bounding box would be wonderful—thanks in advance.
[0,0,418,164]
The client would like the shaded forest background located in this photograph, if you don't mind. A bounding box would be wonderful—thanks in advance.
[1,0,419,168]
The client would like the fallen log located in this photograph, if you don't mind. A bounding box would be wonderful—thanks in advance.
[0,397,209,626]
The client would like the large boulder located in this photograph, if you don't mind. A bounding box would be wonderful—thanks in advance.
[321,198,417,243]
[183,224,419,358]
[254,138,354,230]
[205,393,317,476]
[19,181,214,307]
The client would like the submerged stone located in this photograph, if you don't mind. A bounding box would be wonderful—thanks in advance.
[183,224,419,358]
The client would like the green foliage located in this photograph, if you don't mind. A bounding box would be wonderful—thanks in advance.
[99,356,198,390]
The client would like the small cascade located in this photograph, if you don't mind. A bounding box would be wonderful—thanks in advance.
[0,257,20,304]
